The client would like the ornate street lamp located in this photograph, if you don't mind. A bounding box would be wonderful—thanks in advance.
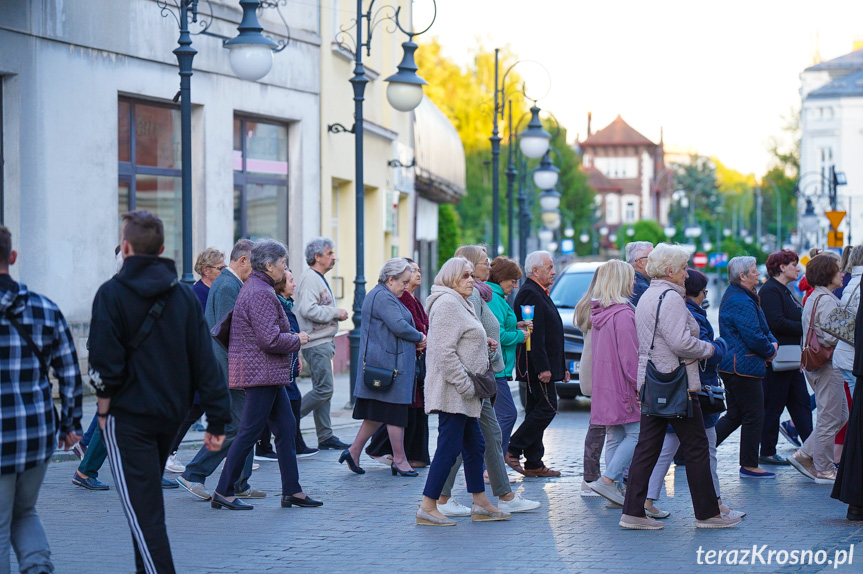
[224,0,279,81]
[384,39,428,111]
[519,105,551,159]
[538,190,561,211]
[532,150,559,190]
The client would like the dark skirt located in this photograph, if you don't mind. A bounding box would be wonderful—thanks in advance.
[365,407,431,465]
[353,397,408,427]
[832,375,863,505]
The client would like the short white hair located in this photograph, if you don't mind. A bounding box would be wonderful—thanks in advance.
[625,241,653,263]
[524,251,552,276]
[728,256,756,285]
[645,243,690,279]
[378,258,411,283]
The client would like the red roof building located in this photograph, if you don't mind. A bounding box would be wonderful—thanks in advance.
[579,115,672,228]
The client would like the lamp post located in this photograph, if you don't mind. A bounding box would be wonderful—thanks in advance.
[328,0,436,404]
[763,177,782,249]
[795,168,847,249]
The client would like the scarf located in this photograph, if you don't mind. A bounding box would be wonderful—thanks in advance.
[398,290,428,336]
[474,279,493,303]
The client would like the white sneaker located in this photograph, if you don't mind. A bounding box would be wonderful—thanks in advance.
[498,493,541,513]
[437,498,472,517]
[164,453,186,474]
[588,479,625,506]
[580,479,600,497]
[723,509,746,520]
[252,463,260,471]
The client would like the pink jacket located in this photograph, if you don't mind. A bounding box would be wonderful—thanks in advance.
[228,271,301,389]
[589,301,640,425]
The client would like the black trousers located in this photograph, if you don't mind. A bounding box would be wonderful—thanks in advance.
[102,413,179,574]
[623,396,720,520]
[715,374,764,468]
[258,398,308,453]
[760,366,814,456]
[508,376,557,470]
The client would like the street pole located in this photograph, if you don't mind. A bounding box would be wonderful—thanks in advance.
[506,100,516,257]
[174,1,197,285]
[756,187,762,249]
[490,49,502,256]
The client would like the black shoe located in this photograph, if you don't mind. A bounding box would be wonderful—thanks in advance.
[339,449,365,474]
[282,494,323,508]
[254,451,278,462]
[296,446,319,458]
[211,492,254,510]
[161,477,179,489]
[319,436,350,450]
[848,505,863,521]
[391,463,418,477]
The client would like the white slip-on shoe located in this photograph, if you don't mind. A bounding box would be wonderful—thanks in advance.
[589,480,625,506]
[619,514,664,530]
[498,493,541,513]
[437,497,472,517]
[580,479,600,497]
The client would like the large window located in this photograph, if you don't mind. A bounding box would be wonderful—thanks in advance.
[118,98,183,269]
[233,117,289,243]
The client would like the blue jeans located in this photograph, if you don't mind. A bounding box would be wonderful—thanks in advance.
[81,414,99,447]
[603,422,640,484]
[423,413,485,500]
[182,389,253,490]
[78,427,108,479]
[0,462,52,574]
[492,378,517,456]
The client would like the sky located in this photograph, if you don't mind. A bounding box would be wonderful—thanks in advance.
[412,0,863,177]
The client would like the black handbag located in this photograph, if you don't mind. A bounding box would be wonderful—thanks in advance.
[639,290,693,419]
[696,384,726,414]
[465,366,497,400]
[362,291,399,392]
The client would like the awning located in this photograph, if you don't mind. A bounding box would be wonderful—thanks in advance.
[413,98,466,204]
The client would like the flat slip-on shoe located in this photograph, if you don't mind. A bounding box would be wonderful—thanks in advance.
[416,508,456,526]
[210,493,253,510]
[696,515,742,529]
[645,507,670,519]
[619,514,663,530]
[739,467,775,479]
[470,504,511,522]
[282,495,323,508]
[788,451,816,480]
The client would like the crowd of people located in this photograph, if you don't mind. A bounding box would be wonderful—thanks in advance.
[2,209,863,572]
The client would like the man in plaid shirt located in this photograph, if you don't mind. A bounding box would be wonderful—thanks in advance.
[0,225,83,573]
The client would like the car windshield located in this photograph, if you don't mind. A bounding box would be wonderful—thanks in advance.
[550,271,596,309]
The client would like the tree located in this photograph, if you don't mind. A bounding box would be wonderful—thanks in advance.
[616,220,665,250]
[437,203,461,265]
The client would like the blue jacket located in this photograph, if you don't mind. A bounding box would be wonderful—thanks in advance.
[686,298,726,387]
[718,284,777,378]
[630,271,650,307]
[277,294,302,400]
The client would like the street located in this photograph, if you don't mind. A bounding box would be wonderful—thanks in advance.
[29,381,863,574]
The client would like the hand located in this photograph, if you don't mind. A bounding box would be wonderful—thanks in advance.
[204,433,225,452]
[297,331,310,345]
[416,334,427,351]
[517,320,533,332]
[538,370,552,383]
[297,358,303,371]
[337,309,349,321]
[770,342,779,361]
[563,371,571,382]
[487,338,498,353]
[520,329,530,341]
[59,432,82,451]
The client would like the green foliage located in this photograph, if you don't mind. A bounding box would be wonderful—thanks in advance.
[437,203,461,266]
[616,220,665,249]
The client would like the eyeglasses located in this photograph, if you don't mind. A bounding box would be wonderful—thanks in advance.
[461,272,476,280]
[206,265,226,272]
[636,256,649,262]
[702,289,709,295]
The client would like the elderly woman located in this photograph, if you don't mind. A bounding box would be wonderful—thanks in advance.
[644,269,742,520]
[486,257,531,457]
[714,256,778,479]
[620,243,736,530]
[417,257,510,526]
[833,246,862,404]
[585,260,640,506]
[758,250,812,464]
[365,258,432,467]
[192,247,226,310]
[211,239,319,511]
[434,246,537,515]
[339,258,426,477]
[788,254,849,483]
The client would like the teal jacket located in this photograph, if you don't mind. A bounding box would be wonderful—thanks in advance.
[487,282,526,378]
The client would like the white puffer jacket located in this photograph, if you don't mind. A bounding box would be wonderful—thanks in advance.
[833,267,861,372]
[424,286,489,417]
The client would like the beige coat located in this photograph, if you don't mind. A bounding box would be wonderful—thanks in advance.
[424,286,489,417]
[635,279,714,392]
[802,285,840,350]
[294,269,340,349]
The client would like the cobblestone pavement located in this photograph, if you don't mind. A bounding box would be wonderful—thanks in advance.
[24,390,863,573]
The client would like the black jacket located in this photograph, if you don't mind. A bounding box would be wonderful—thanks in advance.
[514,278,565,382]
[630,271,651,307]
[757,276,802,346]
[88,256,231,435]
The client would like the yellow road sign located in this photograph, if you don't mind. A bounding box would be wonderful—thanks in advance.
[825,211,846,230]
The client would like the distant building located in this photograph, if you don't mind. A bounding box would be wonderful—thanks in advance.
[799,48,863,247]
[579,115,671,232]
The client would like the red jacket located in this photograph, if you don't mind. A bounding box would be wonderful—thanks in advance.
[228,271,301,388]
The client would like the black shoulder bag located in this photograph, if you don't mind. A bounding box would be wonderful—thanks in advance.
[639,289,693,419]
[5,310,59,433]
[362,290,399,392]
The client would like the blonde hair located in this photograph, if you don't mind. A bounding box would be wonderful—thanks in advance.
[434,257,472,288]
[194,247,226,276]
[645,243,690,279]
[454,245,488,268]
[574,272,600,331]
[593,259,634,307]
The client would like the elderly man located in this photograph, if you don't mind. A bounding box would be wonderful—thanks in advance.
[625,241,654,306]
[0,226,82,574]
[177,239,264,501]
[506,251,569,477]
[296,238,350,450]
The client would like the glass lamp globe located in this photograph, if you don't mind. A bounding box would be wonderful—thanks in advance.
[663,226,676,238]
[519,106,551,159]
[547,241,558,252]
[538,228,553,244]
[385,40,428,112]
[579,232,590,243]
[538,191,561,211]
[228,44,275,82]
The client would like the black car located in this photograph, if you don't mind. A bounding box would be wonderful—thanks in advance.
[518,261,602,407]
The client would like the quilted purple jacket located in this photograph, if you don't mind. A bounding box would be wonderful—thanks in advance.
[228,271,301,388]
